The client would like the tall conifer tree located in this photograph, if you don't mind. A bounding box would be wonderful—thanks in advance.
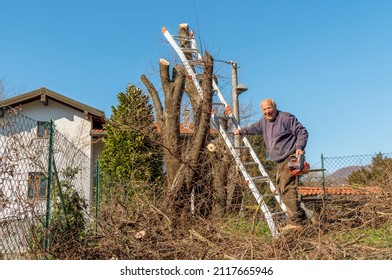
[99,84,162,199]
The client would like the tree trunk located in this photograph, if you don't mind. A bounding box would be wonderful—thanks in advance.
[141,23,231,220]
[141,60,185,187]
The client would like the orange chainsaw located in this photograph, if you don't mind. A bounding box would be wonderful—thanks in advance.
[288,154,310,176]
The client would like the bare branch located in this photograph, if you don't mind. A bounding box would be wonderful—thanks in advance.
[159,59,171,98]
[140,74,164,129]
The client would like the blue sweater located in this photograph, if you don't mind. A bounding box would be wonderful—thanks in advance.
[240,110,308,162]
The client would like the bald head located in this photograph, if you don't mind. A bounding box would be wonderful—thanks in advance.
[260,98,276,108]
[260,98,277,121]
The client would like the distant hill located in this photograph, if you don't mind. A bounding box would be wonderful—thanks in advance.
[327,165,370,185]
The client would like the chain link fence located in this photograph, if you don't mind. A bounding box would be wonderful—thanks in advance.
[0,108,92,259]
[301,152,392,188]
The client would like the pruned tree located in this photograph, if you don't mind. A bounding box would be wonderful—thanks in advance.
[141,23,225,218]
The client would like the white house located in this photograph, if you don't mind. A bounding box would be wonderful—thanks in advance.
[0,87,106,211]
[0,87,108,258]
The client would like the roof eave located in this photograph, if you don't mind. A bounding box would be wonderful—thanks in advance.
[0,87,105,119]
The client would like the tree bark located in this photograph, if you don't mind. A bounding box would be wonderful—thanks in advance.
[141,60,185,187]
[168,51,214,198]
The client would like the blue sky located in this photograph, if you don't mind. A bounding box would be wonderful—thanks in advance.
[1,0,391,167]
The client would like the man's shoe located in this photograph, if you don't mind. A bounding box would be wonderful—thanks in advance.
[280,224,303,233]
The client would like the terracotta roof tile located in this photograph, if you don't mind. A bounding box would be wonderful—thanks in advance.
[154,122,217,135]
[179,122,195,134]
[298,186,382,196]
[90,128,106,136]
[91,128,105,133]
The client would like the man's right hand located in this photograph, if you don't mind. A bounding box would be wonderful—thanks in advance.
[233,128,240,135]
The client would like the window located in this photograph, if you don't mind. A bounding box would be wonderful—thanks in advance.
[28,172,48,199]
[37,121,49,138]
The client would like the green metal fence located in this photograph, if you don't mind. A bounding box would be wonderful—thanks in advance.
[0,108,92,259]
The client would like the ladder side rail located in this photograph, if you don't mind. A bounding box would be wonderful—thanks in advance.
[162,27,204,97]
[260,200,279,238]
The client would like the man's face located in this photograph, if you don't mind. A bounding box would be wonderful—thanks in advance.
[261,100,277,121]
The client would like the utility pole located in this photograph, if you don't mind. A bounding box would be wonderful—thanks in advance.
[230,61,248,217]
[231,61,240,128]
[229,61,248,149]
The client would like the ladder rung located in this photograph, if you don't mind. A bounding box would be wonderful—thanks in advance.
[172,35,194,41]
[235,146,250,150]
[243,162,259,166]
[181,47,199,54]
[262,193,279,198]
[188,60,204,66]
[212,102,225,106]
[251,176,270,183]
[270,211,287,217]
[217,115,231,120]
[195,73,203,80]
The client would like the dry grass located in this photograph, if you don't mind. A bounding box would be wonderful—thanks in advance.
[43,186,390,260]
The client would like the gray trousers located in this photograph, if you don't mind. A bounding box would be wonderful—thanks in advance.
[276,155,304,225]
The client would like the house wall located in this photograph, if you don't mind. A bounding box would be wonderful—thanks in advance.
[13,99,95,205]
[17,99,91,156]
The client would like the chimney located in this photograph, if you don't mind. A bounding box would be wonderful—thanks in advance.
[183,109,190,129]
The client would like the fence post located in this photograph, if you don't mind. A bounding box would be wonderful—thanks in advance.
[53,158,70,229]
[321,153,326,200]
[95,160,100,235]
[44,119,55,251]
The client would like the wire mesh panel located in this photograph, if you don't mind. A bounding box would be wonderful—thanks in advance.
[323,153,392,187]
[0,108,91,259]
[300,152,392,190]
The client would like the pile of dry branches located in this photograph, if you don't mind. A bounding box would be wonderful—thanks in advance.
[36,182,390,260]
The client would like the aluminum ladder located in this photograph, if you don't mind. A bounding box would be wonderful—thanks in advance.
[162,26,288,238]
